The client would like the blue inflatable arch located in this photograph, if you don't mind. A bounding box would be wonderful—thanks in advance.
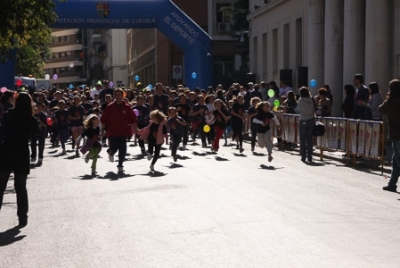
[52,0,213,89]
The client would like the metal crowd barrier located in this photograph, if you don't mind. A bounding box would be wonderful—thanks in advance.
[272,112,385,174]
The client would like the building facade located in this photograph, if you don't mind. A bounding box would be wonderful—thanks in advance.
[44,28,86,89]
[127,0,247,89]
[248,0,399,116]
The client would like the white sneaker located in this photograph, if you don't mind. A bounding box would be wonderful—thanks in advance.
[109,154,114,162]
[118,166,124,173]
[150,165,154,172]
[85,154,90,163]
[147,153,153,161]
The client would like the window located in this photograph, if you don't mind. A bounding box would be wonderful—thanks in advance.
[253,37,258,72]
[216,3,230,23]
[64,36,70,42]
[66,51,71,57]
[283,24,289,69]
[272,28,278,73]
[262,33,267,76]
[296,18,303,67]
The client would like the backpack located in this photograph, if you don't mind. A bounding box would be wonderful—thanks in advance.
[313,120,325,136]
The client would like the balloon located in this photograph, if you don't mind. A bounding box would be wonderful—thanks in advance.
[148,84,153,90]
[16,79,22,87]
[97,80,102,85]
[133,109,139,117]
[69,84,74,89]
[45,74,50,80]
[53,74,58,80]
[69,62,74,68]
[1,87,7,93]
[268,89,275,98]
[21,87,26,91]
[203,124,210,133]
[46,118,53,126]
[191,72,197,79]
[109,81,114,88]
[310,79,317,88]
[273,99,280,107]
[134,75,140,82]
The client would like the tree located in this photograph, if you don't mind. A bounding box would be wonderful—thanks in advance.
[219,0,249,32]
[0,0,56,76]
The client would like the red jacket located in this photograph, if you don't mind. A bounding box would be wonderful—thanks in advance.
[101,100,137,137]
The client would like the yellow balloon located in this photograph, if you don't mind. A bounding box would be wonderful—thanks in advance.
[203,125,210,133]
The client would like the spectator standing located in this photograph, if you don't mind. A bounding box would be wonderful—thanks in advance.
[297,87,315,163]
[352,73,370,119]
[101,88,138,174]
[379,79,400,192]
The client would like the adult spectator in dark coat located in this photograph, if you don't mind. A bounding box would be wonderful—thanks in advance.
[0,92,39,227]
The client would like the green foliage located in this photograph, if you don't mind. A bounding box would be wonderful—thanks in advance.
[219,0,249,32]
[0,0,56,76]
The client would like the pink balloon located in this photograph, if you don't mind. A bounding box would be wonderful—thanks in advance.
[1,87,7,93]
[133,109,139,117]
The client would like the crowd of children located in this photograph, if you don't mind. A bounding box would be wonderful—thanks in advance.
[1,80,286,174]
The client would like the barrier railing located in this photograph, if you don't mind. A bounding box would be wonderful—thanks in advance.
[273,112,385,174]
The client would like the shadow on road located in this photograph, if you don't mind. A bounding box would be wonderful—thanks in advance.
[138,171,167,177]
[252,152,266,156]
[215,156,229,161]
[0,226,26,247]
[97,172,134,180]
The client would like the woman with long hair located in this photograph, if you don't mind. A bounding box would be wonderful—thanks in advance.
[0,92,39,227]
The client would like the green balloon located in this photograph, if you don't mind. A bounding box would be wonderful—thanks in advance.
[273,99,280,107]
[21,86,26,91]
[268,89,275,98]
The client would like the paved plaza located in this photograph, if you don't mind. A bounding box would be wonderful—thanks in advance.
[1,139,399,268]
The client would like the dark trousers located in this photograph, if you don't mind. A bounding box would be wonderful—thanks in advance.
[250,125,257,148]
[31,133,46,159]
[170,134,182,157]
[108,137,127,167]
[0,169,28,221]
[299,119,314,161]
[148,138,161,166]
[182,125,188,146]
[232,121,243,148]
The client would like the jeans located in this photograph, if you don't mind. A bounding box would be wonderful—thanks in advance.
[148,138,161,166]
[170,134,182,157]
[108,137,127,167]
[299,119,314,161]
[388,139,400,187]
[0,169,28,221]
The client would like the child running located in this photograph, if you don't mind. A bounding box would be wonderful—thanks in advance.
[75,114,102,175]
[230,95,245,152]
[139,110,167,172]
[211,99,230,152]
[252,101,281,162]
[166,107,187,162]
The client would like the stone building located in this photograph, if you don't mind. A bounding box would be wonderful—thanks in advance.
[248,0,399,116]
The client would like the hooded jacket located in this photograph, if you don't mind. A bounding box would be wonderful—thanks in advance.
[379,98,400,140]
[298,97,315,120]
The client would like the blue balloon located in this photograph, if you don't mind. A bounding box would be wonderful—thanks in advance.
[134,75,140,82]
[69,84,74,89]
[310,79,317,88]
[191,72,197,79]
[148,84,153,90]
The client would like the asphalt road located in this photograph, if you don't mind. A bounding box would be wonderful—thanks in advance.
[1,138,399,268]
